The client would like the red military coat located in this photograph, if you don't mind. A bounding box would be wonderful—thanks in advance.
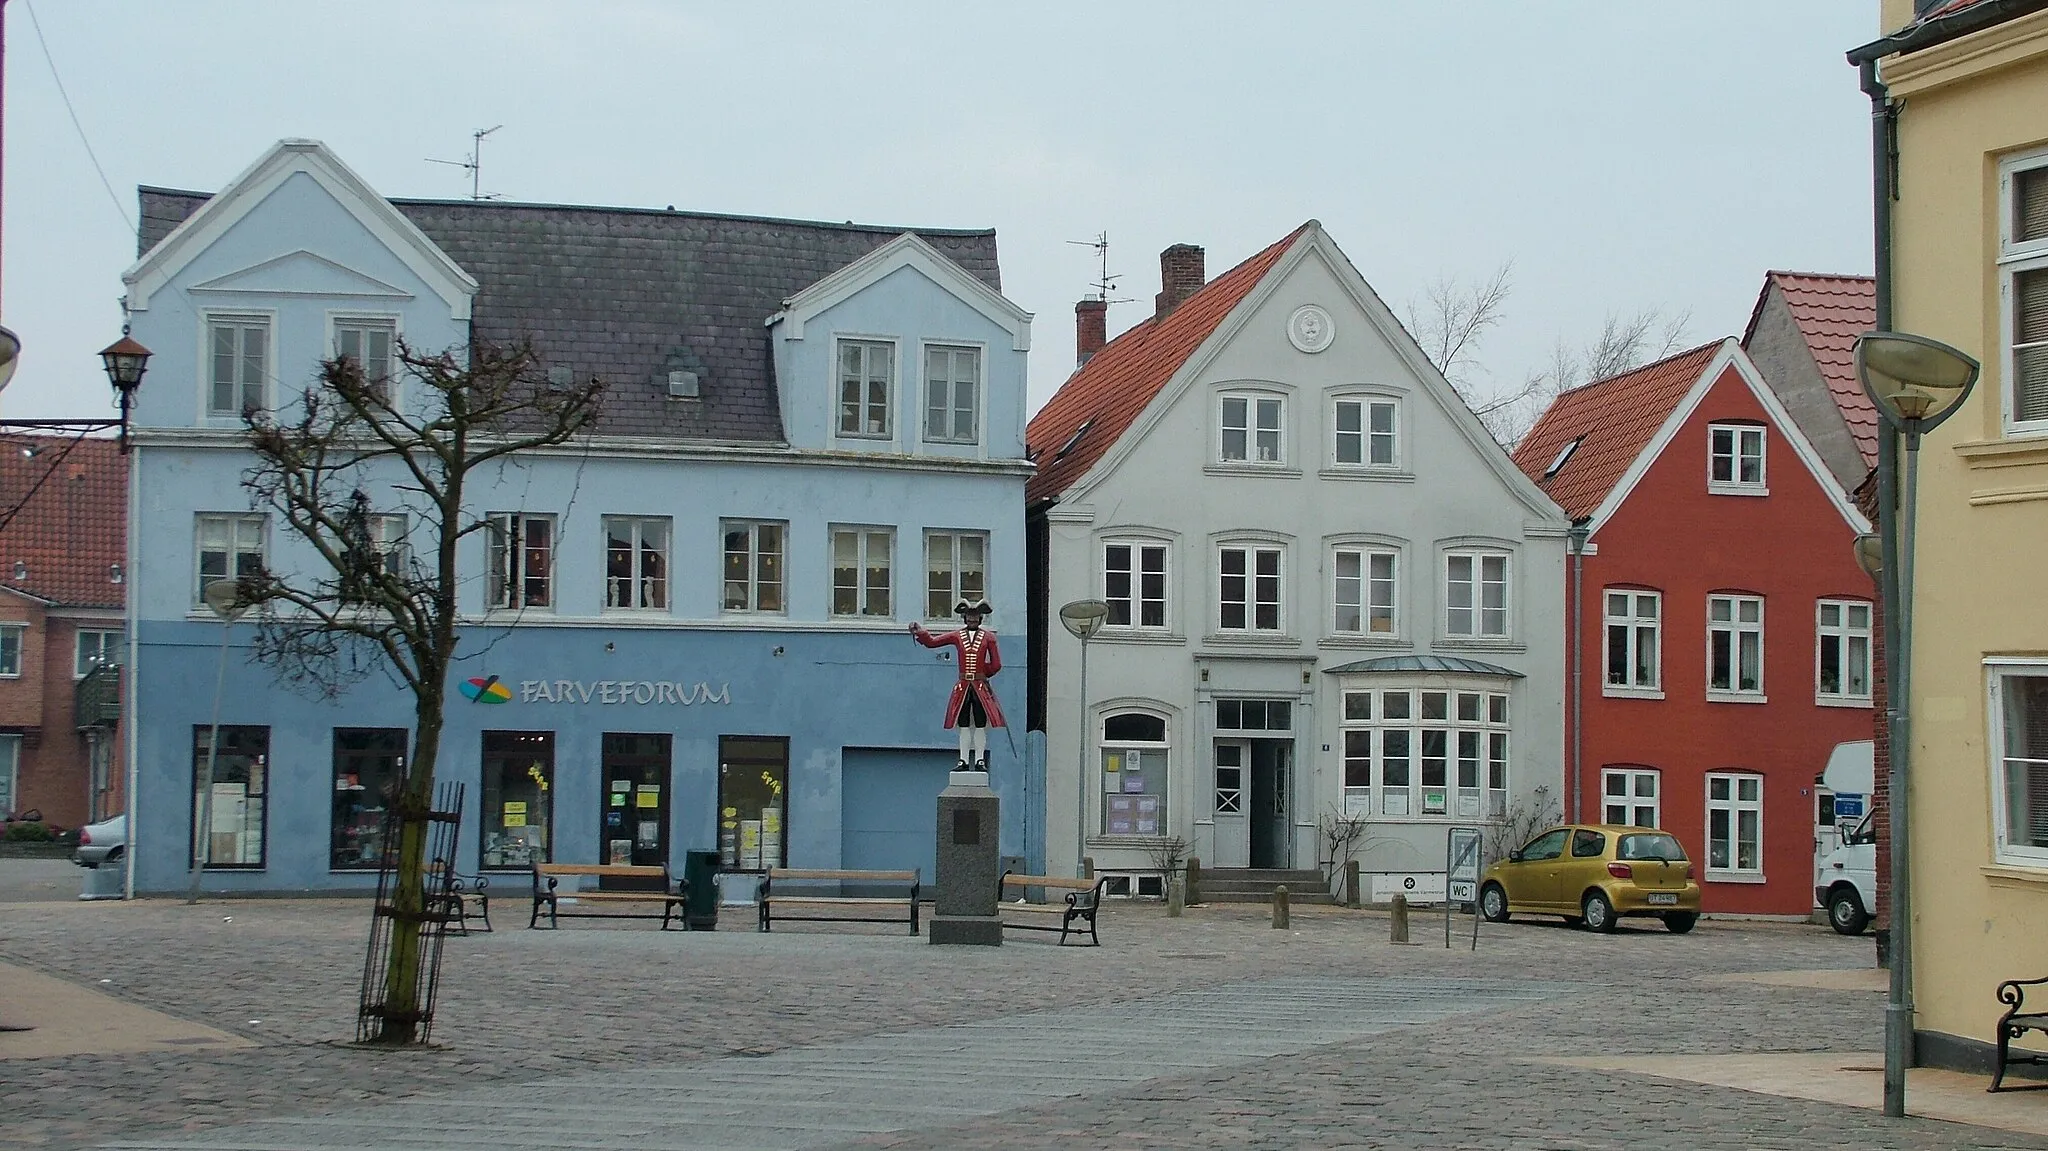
[910,624,1007,729]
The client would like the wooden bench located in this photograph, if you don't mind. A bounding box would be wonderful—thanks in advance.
[445,870,492,934]
[756,868,920,934]
[1994,976,2048,1091]
[998,871,1106,946]
[529,863,686,930]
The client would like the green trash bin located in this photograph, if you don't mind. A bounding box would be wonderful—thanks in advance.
[683,849,721,930]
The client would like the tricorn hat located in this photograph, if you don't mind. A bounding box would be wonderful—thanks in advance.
[954,597,993,617]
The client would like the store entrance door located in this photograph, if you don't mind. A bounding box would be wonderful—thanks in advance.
[601,733,671,867]
[1248,739,1291,869]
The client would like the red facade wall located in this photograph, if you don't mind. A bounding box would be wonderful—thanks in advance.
[0,594,124,830]
[1574,364,1875,916]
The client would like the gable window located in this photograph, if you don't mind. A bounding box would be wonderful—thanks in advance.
[334,317,398,401]
[1707,594,1764,697]
[2003,153,2048,432]
[604,516,670,611]
[1816,600,1873,703]
[1604,590,1661,692]
[0,625,21,677]
[1340,687,1509,819]
[485,513,554,610]
[1603,767,1660,828]
[1218,545,1283,633]
[924,529,986,620]
[837,339,894,439]
[1103,541,1168,629]
[1991,665,2048,867]
[207,315,269,415]
[195,514,266,604]
[76,629,123,678]
[1708,423,1767,493]
[1101,712,1167,836]
[1445,551,1509,638]
[831,526,893,618]
[1705,772,1764,878]
[722,520,786,613]
[1220,393,1284,464]
[1333,547,1397,636]
[1334,398,1397,467]
[923,345,980,444]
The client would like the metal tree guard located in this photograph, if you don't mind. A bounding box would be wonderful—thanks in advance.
[356,780,464,1044]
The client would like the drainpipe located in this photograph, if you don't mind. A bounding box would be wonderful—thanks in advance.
[1566,518,1590,823]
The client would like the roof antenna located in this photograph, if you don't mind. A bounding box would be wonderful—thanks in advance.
[427,126,505,200]
[1065,232,1133,307]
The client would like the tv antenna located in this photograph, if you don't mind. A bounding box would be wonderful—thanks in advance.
[1065,232,1130,304]
[428,126,505,200]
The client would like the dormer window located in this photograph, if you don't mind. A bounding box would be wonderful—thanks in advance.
[1220,393,1283,464]
[1708,423,1766,494]
[837,339,895,439]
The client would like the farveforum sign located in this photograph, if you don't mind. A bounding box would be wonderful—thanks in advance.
[460,675,731,706]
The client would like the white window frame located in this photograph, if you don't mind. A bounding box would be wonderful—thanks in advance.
[1102,539,1170,631]
[1602,767,1661,828]
[194,513,266,607]
[203,312,272,417]
[921,342,982,445]
[830,525,894,619]
[1339,685,1511,821]
[1443,549,1511,639]
[1704,771,1765,880]
[923,529,988,621]
[366,514,408,580]
[1332,545,1399,638]
[835,337,896,440]
[75,629,123,678]
[1217,543,1285,634]
[485,513,556,612]
[1706,594,1766,700]
[1332,396,1399,469]
[1815,599,1874,706]
[2000,148,2048,436]
[1991,662,2048,868]
[1099,710,1170,837]
[1219,391,1285,465]
[1707,423,1768,495]
[331,314,401,403]
[722,519,788,615]
[603,515,671,613]
[1603,589,1662,696]
[0,624,22,678]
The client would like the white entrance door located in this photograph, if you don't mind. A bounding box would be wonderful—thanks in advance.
[1813,785,1841,902]
[1212,739,1250,868]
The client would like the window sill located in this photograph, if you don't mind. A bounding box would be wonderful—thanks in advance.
[1098,629,1187,645]
[1815,694,1873,709]
[1603,686,1665,701]
[1318,467,1415,484]
[1955,436,2048,469]
[1436,638,1526,653]
[602,608,675,618]
[1983,863,2048,887]
[1320,634,1408,649]
[1707,484,1770,498]
[1203,463,1303,479]
[1086,835,1178,849]
[1706,690,1768,705]
[1203,632,1300,647]
[1705,870,1767,885]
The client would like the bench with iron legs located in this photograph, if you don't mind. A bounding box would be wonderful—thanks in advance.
[757,868,920,934]
[445,871,492,934]
[997,871,1106,945]
[1994,976,2048,1091]
[530,863,687,930]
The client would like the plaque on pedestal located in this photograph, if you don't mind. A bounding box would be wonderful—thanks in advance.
[930,776,1002,946]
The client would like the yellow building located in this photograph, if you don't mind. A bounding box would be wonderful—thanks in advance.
[1856,0,2048,1077]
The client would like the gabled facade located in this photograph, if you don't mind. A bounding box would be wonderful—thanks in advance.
[1028,223,1569,893]
[121,139,1034,894]
[1741,271,1880,491]
[0,436,127,829]
[1514,339,1874,917]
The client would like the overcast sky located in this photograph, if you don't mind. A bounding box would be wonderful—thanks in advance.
[2,2,1877,426]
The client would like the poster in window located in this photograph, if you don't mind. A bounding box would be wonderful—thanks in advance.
[1135,796,1160,815]
[1423,790,1448,815]
[1384,791,1410,816]
[1344,789,1371,817]
[1109,817,1135,834]
[1123,774,1147,793]
[740,820,762,870]
[608,838,632,865]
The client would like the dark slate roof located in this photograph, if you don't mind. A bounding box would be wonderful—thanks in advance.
[1323,655,1525,678]
[137,189,1003,443]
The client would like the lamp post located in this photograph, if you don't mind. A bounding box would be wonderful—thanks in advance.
[189,579,251,904]
[1854,329,1979,1119]
[1059,599,1109,877]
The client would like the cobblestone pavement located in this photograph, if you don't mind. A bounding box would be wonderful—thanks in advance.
[0,897,2037,1149]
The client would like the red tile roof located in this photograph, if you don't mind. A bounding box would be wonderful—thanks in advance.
[1025,225,1309,504]
[1511,342,1726,521]
[0,435,127,610]
[1743,272,1878,470]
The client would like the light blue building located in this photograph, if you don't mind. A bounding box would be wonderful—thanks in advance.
[120,140,1036,896]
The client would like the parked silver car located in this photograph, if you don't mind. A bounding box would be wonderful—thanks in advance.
[72,814,125,868]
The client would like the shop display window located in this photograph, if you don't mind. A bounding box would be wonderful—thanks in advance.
[1101,712,1168,836]
[191,725,268,868]
[331,728,408,870]
[482,730,553,869]
[718,736,789,871]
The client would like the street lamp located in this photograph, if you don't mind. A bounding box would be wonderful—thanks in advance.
[190,578,251,905]
[0,326,20,393]
[99,334,151,453]
[1059,599,1109,877]
[1854,329,1979,1120]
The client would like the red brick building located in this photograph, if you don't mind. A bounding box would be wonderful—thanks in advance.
[1514,339,1875,916]
[0,435,127,829]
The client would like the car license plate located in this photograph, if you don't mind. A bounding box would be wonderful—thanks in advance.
[1646,892,1678,906]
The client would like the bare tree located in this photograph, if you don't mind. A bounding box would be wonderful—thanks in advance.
[238,342,602,1044]
[1405,260,1514,397]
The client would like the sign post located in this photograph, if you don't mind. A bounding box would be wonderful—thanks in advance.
[1445,826,1483,951]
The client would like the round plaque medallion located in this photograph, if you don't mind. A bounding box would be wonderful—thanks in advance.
[1288,304,1335,353]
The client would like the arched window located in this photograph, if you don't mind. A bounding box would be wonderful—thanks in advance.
[1102,712,1168,836]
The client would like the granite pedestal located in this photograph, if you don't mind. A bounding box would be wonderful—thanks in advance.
[929,771,1002,946]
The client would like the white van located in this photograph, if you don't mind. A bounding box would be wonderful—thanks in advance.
[1815,809,1877,935]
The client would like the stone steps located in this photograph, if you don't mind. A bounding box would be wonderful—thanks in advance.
[1193,869,1335,905]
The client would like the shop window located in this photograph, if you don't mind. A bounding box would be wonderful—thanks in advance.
[481,730,553,870]
[719,736,789,871]
[1101,712,1168,836]
[1340,685,1509,819]
[331,728,408,870]
[192,725,268,869]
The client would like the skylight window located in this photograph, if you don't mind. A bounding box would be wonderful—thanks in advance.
[1055,418,1095,460]
[1543,436,1584,479]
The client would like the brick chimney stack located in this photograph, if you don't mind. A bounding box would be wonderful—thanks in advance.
[1075,298,1108,367]
[1155,244,1206,319]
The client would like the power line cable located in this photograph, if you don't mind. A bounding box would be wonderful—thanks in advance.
[21,0,135,238]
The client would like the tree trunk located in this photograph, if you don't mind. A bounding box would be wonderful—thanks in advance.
[367,691,444,1044]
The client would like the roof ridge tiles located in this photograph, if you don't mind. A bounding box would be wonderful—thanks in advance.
[1552,337,1728,399]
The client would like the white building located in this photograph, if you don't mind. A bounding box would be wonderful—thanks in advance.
[1025,223,1569,898]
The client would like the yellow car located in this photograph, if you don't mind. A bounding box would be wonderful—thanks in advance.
[1478,824,1701,934]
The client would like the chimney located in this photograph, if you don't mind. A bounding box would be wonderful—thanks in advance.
[1155,243,1206,319]
[1075,298,1108,367]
